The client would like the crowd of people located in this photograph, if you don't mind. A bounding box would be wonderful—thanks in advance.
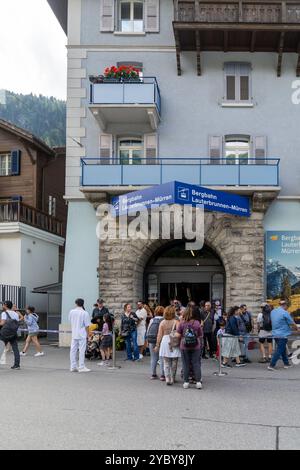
[0,297,299,382]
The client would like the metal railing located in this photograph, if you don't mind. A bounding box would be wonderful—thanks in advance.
[0,200,64,237]
[0,285,26,310]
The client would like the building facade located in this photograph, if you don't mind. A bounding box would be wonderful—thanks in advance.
[49,0,300,323]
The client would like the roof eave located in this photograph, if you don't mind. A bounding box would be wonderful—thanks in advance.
[47,0,68,35]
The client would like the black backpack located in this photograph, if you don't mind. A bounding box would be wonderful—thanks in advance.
[262,311,272,332]
[183,322,198,348]
[146,317,163,344]
[0,312,19,342]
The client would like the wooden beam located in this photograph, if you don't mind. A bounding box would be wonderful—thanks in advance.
[21,140,37,165]
[224,31,229,52]
[174,29,182,76]
[196,30,201,76]
[250,31,256,52]
[277,31,285,77]
[296,39,300,76]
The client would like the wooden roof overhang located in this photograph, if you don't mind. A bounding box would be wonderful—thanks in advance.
[173,22,300,76]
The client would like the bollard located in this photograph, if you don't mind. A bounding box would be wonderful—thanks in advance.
[213,334,228,377]
[107,327,121,371]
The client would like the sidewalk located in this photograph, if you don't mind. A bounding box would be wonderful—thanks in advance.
[0,345,299,450]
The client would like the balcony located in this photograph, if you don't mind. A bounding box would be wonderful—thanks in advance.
[173,0,300,76]
[89,78,161,132]
[81,158,280,192]
[0,201,64,237]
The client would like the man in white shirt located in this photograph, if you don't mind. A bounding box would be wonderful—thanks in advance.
[69,298,91,373]
[0,300,20,370]
[136,301,148,359]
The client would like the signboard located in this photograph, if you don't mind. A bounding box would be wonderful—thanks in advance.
[112,181,250,217]
[266,231,300,316]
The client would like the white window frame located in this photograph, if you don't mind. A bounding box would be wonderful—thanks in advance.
[119,0,144,33]
[118,137,144,164]
[224,136,251,165]
[222,62,253,107]
[0,153,12,176]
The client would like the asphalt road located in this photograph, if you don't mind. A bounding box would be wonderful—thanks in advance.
[0,344,299,450]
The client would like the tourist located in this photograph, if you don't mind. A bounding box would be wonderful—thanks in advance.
[136,301,148,359]
[268,300,299,371]
[201,301,215,359]
[221,306,246,368]
[92,299,110,320]
[69,298,91,373]
[257,303,273,363]
[146,305,165,380]
[216,319,226,360]
[20,307,44,357]
[98,313,113,366]
[154,306,180,385]
[120,303,139,361]
[176,305,203,390]
[239,304,253,363]
[0,301,21,370]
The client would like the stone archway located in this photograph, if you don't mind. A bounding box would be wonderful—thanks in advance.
[99,207,267,316]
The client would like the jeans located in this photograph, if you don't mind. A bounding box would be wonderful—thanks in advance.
[163,357,178,381]
[270,338,289,367]
[5,337,20,368]
[181,349,202,382]
[149,343,164,376]
[241,334,251,359]
[202,332,215,357]
[125,330,139,361]
[70,338,87,370]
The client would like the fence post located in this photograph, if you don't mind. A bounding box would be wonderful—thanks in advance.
[107,315,121,371]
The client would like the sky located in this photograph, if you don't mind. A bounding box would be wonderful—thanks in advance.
[0,0,67,100]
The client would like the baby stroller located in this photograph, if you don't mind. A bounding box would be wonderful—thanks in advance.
[85,332,102,360]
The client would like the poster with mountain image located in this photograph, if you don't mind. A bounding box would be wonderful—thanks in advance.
[266,232,300,319]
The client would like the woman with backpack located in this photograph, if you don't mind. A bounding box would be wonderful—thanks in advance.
[221,306,246,368]
[176,306,203,390]
[154,306,180,386]
[20,307,44,357]
[146,306,165,380]
[257,303,273,363]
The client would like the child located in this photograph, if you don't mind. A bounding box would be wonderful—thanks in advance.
[216,319,226,360]
[20,307,44,357]
[98,313,113,366]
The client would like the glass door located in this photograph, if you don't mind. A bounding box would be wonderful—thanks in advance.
[225,139,250,165]
[119,138,143,165]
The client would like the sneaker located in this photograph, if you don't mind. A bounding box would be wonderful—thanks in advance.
[284,364,292,369]
[34,352,44,357]
[243,358,252,364]
[268,366,276,371]
[11,365,21,370]
[196,382,203,390]
[97,362,105,366]
[139,354,143,360]
[70,368,78,372]
[221,363,232,368]
[235,363,246,367]
[183,382,189,389]
[151,375,158,380]
[259,358,268,363]
[160,376,165,381]
[78,367,91,373]
[20,352,27,357]
[288,352,293,358]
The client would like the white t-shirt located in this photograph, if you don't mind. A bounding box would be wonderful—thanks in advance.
[136,308,147,330]
[69,308,91,340]
[1,310,19,321]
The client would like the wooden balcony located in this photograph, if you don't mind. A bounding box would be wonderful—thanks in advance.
[173,0,300,76]
[0,201,64,237]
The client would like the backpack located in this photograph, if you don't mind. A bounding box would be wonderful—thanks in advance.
[0,312,19,342]
[262,311,272,332]
[183,322,198,348]
[146,317,163,344]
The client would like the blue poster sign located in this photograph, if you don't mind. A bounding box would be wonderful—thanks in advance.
[112,181,250,217]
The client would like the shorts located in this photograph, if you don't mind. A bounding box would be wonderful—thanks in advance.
[100,335,112,350]
[28,332,39,337]
[259,338,272,344]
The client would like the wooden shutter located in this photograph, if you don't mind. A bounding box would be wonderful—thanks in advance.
[144,0,160,32]
[11,150,21,176]
[100,0,115,32]
[252,136,267,164]
[239,63,251,101]
[209,136,223,164]
[100,134,113,164]
[144,133,158,164]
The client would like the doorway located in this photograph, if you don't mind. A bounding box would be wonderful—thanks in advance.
[160,282,210,307]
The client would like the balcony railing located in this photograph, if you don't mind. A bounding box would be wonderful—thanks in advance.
[90,77,161,116]
[174,0,300,24]
[81,158,280,187]
[0,201,64,237]
[0,284,26,309]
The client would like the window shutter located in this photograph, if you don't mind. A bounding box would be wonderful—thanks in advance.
[100,134,113,164]
[209,136,223,164]
[100,0,115,32]
[252,136,267,165]
[144,133,158,164]
[11,150,21,176]
[239,63,251,101]
[224,63,236,101]
[144,0,160,33]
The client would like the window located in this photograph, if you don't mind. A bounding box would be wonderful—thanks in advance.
[48,196,57,217]
[118,137,143,164]
[0,153,12,176]
[224,63,252,104]
[225,137,250,165]
[119,0,144,32]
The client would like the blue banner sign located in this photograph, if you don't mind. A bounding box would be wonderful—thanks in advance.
[112,181,250,217]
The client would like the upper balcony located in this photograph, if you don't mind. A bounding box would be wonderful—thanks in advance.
[89,77,161,133]
[80,157,280,195]
[173,0,300,76]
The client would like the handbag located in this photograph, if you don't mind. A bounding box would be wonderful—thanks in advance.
[169,321,180,349]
